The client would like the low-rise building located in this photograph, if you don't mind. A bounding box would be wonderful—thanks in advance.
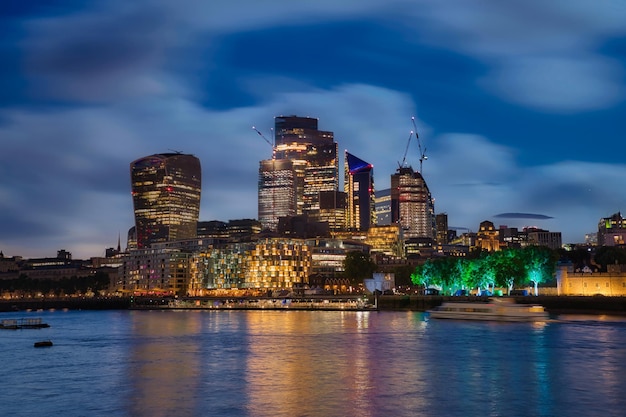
[556,264,626,296]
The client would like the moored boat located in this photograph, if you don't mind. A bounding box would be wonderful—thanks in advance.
[1,318,50,329]
[34,340,53,348]
[428,298,549,322]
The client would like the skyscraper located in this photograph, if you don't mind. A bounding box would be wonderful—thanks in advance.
[258,158,296,231]
[130,153,202,248]
[390,166,436,240]
[345,151,375,231]
[435,213,449,245]
[375,188,392,226]
[273,115,339,217]
[318,190,347,232]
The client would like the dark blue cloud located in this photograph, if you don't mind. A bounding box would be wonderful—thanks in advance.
[493,213,554,220]
[0,0,89,18]
[200,21,487,110]
[1,1,625,257]
[197,21,625,169]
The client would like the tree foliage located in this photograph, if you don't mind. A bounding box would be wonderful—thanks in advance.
[556,247,592,270]
[343,251,378,285]
[593,246,626,271]
[392,265,415,287]
[410,246,558,294]
[0,271,110,296]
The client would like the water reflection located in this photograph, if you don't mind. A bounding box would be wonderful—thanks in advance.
[127,311,203,417]
[244,311,374,417]
[113,310,626,417]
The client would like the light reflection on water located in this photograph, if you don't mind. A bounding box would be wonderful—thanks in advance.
[1,310,626,417]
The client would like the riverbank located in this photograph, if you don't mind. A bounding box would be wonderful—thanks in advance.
[374,294,626,315]
[0,296,131,312]
[1,295,625,315]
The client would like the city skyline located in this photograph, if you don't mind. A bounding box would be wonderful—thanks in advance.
[1,1,625,258]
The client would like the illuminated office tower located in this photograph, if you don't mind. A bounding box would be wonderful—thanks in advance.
[344,151,375,231]
[318,190,346,232]
[435,213,449,245]
[130,153,202,248]
[375,188,392,226]
[273,116,339,217]
[258,158,296,231]
[390,166,436,240]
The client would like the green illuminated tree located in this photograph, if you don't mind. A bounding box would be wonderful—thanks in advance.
[521,246,557,295]
[494,249,526,293]
[435,257,463,294]
[459,257,482,292]
[411,260,435,288]
[411,246,558,296]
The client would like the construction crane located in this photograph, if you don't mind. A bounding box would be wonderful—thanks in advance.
[252,126,273,147]
[399,130,414,168]
[411,116,428,175]
[252,126,275,159]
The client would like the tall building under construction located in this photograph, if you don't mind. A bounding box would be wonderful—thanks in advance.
[391,166,436,240]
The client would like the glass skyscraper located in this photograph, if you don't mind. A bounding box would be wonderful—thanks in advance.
[273,115,339,217]
[258,158,296,231]
[344,151,375,231]
[130,153,202,248]
[258,116,339,230]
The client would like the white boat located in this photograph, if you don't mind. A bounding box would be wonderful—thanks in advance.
[428,298,549,322]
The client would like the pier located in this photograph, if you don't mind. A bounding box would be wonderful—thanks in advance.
[130,295,377,311]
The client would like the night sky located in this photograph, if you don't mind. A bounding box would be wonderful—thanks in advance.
[1,0,625,258]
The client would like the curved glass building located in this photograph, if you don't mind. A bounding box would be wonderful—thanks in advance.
[130,153,202,248]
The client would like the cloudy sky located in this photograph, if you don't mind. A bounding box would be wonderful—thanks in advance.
[1,0,625,259]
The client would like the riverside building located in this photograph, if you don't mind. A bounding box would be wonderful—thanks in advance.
[189,238,312,295]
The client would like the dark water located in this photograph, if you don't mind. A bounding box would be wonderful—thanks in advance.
[1,309,625,417]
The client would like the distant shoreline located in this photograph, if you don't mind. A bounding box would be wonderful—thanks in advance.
[1,295,625,315]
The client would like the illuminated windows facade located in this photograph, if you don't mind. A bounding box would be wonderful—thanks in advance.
[391,167,436,240]
[273,116,339,218]
[345,151,375,231]
[118,246,193,295]
[597,212,626,246]
[192,239,312,291]
[258,158,296,231]
[130,153,201,248]
[244,238,311,289]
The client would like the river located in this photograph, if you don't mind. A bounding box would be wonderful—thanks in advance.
[1,309,625,417]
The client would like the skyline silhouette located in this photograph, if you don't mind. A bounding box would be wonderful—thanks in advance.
[1,1,624,258]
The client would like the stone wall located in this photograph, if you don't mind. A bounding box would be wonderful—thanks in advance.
[556,265,626,296]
